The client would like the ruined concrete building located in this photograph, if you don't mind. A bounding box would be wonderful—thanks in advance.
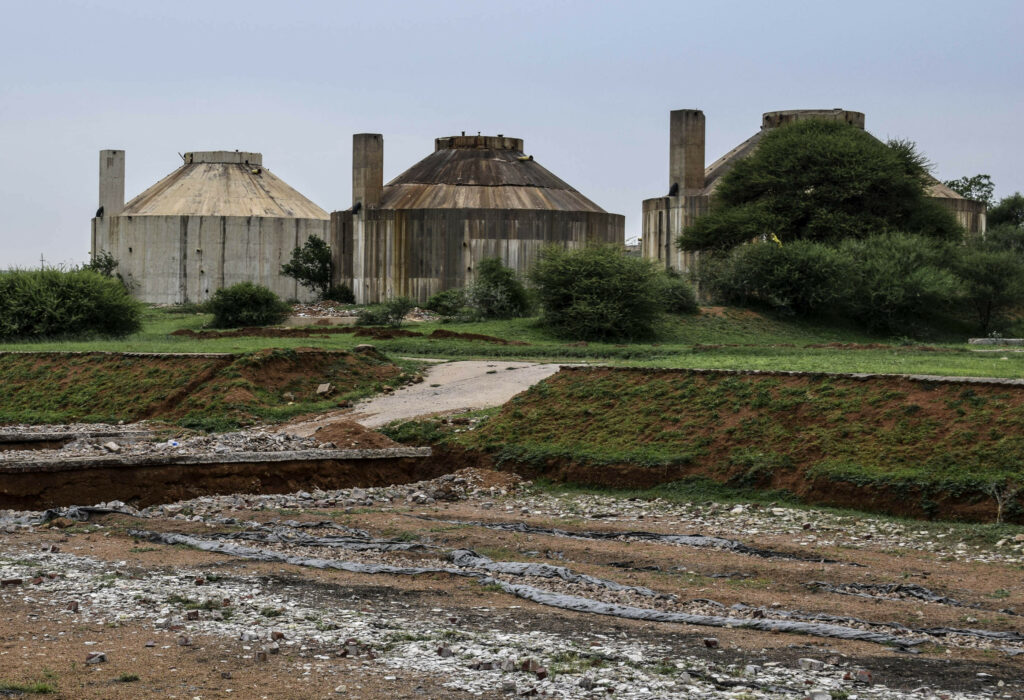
[641,109,987,273]
[332,134,624,304]
[91,150,329,304]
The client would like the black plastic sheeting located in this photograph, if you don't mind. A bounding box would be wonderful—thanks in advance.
[210,529,429,553]
[35,505,136,523]
[450,550,664,598]
[806,580,1020,618]
[409,516,852,564]
[128,529,928,648]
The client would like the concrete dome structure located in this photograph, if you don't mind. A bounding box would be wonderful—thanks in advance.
[91,150,328,304]
[332,134,624,303]
[641,109,987,274]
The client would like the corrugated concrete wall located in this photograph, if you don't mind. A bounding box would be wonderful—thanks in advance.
[933,196,987,237]
[640,195,709,274]
[92,215,327,304]
[332,209,624,304]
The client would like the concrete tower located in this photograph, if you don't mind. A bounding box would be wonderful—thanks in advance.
[98,149,125,217]
[669,110,705,194]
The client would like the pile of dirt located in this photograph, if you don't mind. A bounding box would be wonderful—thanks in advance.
[312,420,400,449]
[803,342,949,352]
[171,326,526,345]
[455,367,1024,522]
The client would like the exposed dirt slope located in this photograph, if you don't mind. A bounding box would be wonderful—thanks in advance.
[456,367,1024,522]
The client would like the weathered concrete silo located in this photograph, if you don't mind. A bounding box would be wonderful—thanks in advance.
[332,134,625,304]
[91,150,329,304]
[642,109,987,274]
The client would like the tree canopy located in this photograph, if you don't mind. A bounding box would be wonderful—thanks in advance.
[280,235,333,297]
[678,120,963,252]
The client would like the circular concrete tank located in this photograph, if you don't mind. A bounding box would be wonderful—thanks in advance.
[91,151,329,304]
[334,135,625,303]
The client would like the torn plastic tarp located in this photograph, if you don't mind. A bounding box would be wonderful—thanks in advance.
[127,529,927,648]
[803,580,1015,616]
[410,516,850,564]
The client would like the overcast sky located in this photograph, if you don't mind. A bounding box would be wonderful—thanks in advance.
[1,0,1021,268]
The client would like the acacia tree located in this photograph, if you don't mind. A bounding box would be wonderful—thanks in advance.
[943,174,994,206]
[281,235,333,298]
[678,120,962,253]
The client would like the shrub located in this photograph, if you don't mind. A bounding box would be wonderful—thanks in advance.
[0,268,142,339]
[952,242,1024,334]
[208,282,291,328]
[356,296,414,327]
[837,233,961,333]
[425,288,467,317]
[988,192,1024,229]
[695,240,855,316]
[529,244,664,341]
[280,235,333,298]
[84,249,120,278]
[323,284,355,304]
[466,257,532,319]
[660,270,700,314]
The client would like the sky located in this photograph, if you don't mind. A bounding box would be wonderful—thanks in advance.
[1,0,1021,268]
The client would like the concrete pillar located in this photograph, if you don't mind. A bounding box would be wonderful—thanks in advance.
[98,149,125,217]
[669,110,705,193]
[353,134,383,210]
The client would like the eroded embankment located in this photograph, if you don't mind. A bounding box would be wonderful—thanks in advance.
[0,348,403,428]
[452,367,1024,522]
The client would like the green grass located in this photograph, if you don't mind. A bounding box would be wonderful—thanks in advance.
[0,679,57,694]
[2,305,1023,379]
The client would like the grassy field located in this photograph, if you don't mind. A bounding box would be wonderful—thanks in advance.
[2,306,1023,378]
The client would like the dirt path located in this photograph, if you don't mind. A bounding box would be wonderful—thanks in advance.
[285,361,563,435]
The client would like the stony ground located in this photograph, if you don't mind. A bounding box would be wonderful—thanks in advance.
[1,469,1023,699]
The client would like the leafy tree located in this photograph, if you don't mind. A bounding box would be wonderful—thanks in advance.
[679,120,962,252]
[529,244,664,341]
[988,192,1024,229]
[953,241,1024,334]
[280,236,333,297]
[208,282,290,328]
[943,174,994,206]
[985,223,1024,255]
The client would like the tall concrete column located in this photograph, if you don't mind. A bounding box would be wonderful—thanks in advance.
[352,134,383,210]
[669,110,705,193]
[98,149,125,216]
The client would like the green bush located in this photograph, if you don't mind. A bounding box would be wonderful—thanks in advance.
[466,257,532,319]
[696,240,855,316]
[952,242,1024,334]
[323,284,355,304]
[988,192,1024,229]
[529,244,664,341]
[356,296,414,327]
[660,271,700,314]
[208,282,291,328]
[425,288,467,318]
[0,268,142,339]
[838,233,961,333]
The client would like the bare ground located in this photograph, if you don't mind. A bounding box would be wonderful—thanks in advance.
[2,469,1022,699]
